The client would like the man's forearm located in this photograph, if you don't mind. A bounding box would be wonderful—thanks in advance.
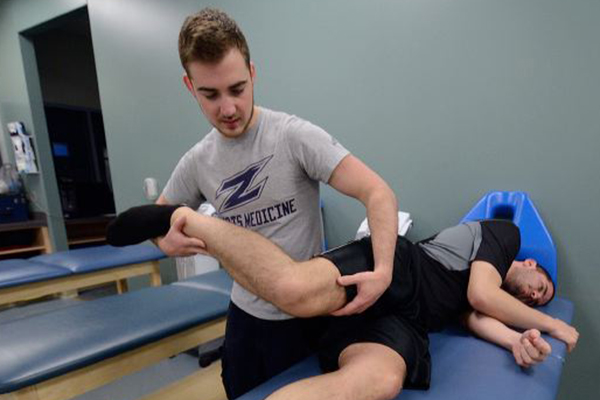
[326,155,397,280]
[463,310,521,351]
[364,187,398,278]
[330,183,398,315]
[464,310,552,367]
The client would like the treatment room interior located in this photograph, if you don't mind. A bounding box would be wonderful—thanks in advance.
[0,0,598,398]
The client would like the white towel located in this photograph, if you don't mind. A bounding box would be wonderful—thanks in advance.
[176,203,220,280]
[355,211,413,240]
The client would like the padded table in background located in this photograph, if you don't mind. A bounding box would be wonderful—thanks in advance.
[0,259,69,289]
[0,244,166,306]
[0,282,230,396]
[31,244,165,273]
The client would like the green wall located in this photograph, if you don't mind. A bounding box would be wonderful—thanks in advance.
[1,0,598,397]
[90,1,600,397]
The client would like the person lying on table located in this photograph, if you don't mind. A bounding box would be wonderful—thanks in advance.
[107,205,579,400]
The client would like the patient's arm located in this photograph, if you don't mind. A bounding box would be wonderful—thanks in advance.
[467,261,579,352]
[462,310,551,368]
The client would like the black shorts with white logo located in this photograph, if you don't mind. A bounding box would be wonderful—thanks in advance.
[317,237,432,390]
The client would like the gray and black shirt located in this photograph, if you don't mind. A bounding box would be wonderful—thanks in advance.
[415,220,521,330]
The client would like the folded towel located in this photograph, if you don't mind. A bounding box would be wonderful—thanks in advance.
[355,211,413,240]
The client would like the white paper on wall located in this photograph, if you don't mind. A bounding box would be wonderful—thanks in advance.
[7,122,38,174]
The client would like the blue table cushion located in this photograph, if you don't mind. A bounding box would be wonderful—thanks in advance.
[31,244,166,273]
[172,269,233,296]
[0,259,71,289]
[0,284,229,393]
[237,297,574,400]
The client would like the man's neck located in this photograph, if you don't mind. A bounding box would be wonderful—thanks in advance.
[243,105,260,133]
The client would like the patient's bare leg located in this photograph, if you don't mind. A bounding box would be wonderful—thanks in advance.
[266,343,406,400]
[172,207,346,317]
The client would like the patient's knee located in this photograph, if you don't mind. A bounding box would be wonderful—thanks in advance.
[338,367,403,400]
[339,345,406,400]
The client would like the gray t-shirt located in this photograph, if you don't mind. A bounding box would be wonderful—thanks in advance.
[163,107,349,319]
[418,222,483,272]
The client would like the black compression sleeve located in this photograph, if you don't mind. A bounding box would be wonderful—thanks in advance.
[106,204,181,246]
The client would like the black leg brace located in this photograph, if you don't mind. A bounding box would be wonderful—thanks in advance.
[106,204,180,246]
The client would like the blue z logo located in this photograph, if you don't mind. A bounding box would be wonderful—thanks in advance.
[216,155,273,213]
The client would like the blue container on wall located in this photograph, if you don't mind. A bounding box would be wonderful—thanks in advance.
[0,193,29,223]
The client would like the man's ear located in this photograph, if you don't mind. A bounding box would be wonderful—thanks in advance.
[183,74,194,94]
[250,61,256,81]
[524,258,538,269]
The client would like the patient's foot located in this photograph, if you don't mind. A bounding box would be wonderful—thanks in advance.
[107,204,180,246]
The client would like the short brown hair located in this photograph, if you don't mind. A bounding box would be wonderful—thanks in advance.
[178,8,251,73]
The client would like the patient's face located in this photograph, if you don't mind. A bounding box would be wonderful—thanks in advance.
[504,259,554,306]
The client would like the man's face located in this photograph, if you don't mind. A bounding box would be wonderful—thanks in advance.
[505,259,554,306]
[183,49,257,139]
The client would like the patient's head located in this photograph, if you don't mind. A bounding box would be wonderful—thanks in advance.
[503,259,555,306]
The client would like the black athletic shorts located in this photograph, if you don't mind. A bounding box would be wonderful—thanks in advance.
[317,237,432,390]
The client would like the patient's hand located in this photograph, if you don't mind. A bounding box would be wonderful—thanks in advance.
[158,215,208,257]
[331,270,391,316]
[511,329,551,368]
[548,319,579,353]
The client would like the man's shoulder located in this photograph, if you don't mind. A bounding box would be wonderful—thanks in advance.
[260,107,315,131]
[184,130,219,156]
[259,106,294,120]
[171,133,218,171]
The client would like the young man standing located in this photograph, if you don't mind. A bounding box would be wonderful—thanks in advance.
[155,8,398,398]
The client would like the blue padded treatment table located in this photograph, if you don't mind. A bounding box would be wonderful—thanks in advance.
[0,259,70,288]
[237,298,574,400]
[0,274,230,400]
[31,244,166,274]
[0,244,166,306]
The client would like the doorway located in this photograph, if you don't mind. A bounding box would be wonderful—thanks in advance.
[30,7,115,247]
